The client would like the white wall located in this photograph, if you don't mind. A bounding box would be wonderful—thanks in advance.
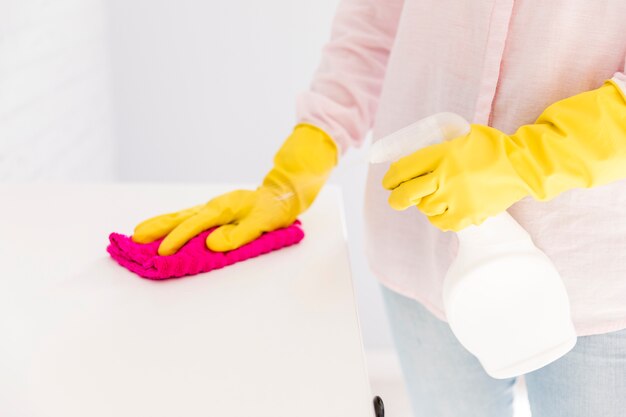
[106,0,394,350]
[0,0,393,350]
[0,0,115,181]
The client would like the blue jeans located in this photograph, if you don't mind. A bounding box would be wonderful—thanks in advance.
[381,285,626,417]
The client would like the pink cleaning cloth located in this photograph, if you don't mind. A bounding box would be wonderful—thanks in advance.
[106,221,305,280]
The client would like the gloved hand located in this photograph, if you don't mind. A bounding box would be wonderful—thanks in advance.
[132,124,338,255]
[383,80,626,231]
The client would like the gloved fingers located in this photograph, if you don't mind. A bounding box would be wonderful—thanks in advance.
[157,190,253,256]
[427,210,482,232]
[426,212,454,232]
[388,173,438,210]
[205,216,266,252]
[423,194,493,232]
[417,194,449,218]
[132,203,206,244]
[382,143,446,190]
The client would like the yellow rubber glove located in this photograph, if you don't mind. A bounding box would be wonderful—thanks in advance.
[383,80,626,231]
[132,123,338,255]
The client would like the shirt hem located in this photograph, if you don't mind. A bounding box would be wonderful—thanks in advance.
[372,269,626,337]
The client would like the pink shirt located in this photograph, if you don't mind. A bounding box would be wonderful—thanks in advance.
[297,0,626,336]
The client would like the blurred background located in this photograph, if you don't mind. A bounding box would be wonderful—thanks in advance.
[0,0,393,355]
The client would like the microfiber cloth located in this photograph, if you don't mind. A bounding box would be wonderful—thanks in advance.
[106,221,305,280]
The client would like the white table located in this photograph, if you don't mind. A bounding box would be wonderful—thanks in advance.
[0,184,375,417]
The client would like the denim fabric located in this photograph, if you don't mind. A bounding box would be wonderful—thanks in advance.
[381,285,626,417]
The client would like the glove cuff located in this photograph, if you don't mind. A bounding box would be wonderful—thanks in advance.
[261,124,339,214]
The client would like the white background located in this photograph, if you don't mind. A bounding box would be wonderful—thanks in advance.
[0,0,394,351]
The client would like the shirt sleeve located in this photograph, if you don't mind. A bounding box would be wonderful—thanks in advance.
[296,0,405,154]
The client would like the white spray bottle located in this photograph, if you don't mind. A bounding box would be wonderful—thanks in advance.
[370,113,577,379]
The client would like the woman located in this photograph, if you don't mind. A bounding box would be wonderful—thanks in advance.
[132,1,626,415]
